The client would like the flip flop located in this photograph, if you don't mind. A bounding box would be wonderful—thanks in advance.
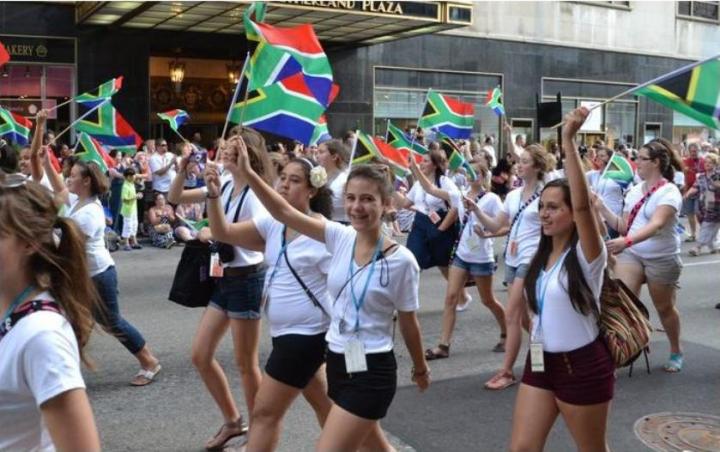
[206,418,248,451]
[484,371,516,390]
[425,344,450,360]
[130,364,162,386]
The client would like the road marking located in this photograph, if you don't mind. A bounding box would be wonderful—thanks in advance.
[683,259,720,267]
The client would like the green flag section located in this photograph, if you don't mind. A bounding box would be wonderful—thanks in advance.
[309,115,331,146]
[0,107,32,146]
[436,131,477,181]
[76,101,142,155]
[387,121,428,155]
[418,89,474,139]
[74,132,114,173]
[484,87,505,117]
[634,57,720,130]
[600,153,634,189]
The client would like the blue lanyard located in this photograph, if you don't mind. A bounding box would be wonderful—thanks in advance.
[265,226,290,293]
[348,236,384,333]
[534,248,571,334]
[2,285,35,327]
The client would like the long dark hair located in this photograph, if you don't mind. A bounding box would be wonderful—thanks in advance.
[288,158,333,219]
[523,179,598,317]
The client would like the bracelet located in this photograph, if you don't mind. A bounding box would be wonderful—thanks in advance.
[206,193,219,200]
[624,236,633,248]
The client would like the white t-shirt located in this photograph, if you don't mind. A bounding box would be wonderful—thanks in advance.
[66,197,114,276]
[328,169,349,223]
[0,293,86,452]
[407,174,461,216]
[149,152,177,193]
[587,170,625,217]
[531,244,607,352]
[206,175,267,268]
[254,215,332,337]
[502,187,542,267]
[324,221,420,354]
[455,192,503,264]
[623,181,682,259]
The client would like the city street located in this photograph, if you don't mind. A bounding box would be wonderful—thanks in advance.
[85,237,720,451]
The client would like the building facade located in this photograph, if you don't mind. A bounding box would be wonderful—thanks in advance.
[0,1,718,149]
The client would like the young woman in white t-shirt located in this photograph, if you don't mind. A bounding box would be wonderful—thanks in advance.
[478,144,552,390]
[0,173,100,451]
[167,127,275,450]
[316,139,351,224]
[422,161,508,359]
[596,137,685,373]
[510,107,612,451]
[225,135,430,451]
[34,111,161,387]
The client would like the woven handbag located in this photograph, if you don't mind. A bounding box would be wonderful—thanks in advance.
[599,271,652,370]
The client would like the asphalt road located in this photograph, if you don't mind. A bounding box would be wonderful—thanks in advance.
[84,235,720,451]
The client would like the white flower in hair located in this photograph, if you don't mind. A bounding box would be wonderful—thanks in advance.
[310,165,328,188]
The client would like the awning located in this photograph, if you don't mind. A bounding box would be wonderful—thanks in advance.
[76,1,472,46]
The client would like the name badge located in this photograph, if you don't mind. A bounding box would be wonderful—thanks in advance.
[428,210,441,224]
[509,240,518,257]
[530,341,545,373]
[345,338,368,373]
[209,252,224,278]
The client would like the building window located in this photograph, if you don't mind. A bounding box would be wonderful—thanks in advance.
[373,67,503,141]
[678,1,719,21]
[574,1,631,10]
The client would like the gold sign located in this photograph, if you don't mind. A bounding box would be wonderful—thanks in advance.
[5,44,48,58]
[284,1,405,16]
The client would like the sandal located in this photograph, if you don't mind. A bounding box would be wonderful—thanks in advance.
[130,364,162,386]
[492,334,507,353]
[685,235,696,243]
[456,293,473,312]
[663,353,684,373]
[425,344,450,360]
[689,247,700,257]
[206,418,248,451]
[484,370,516,390]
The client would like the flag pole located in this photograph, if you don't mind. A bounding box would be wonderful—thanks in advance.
[385,119,391,142]
[50,98,110,145]
[549,52,720,130]
[42,97,74,114]
[220,51,250,141]
[348,131,359,171]
[409,88,431,149]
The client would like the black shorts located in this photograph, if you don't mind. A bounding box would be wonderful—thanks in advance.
[326,350,397,420]
[265,333,327,389]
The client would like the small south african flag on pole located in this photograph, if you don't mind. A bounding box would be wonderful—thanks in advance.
[485,87,505,117]
[157,109,190,131]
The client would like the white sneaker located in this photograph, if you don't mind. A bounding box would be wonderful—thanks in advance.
[456,292,473,312]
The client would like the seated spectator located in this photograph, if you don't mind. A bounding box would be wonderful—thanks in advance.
[147,193,177,249]
[174,202,204,242]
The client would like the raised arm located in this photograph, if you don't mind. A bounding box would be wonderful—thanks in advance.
[230,135,327,243]
[204,164,265,252]
[30,110,47,183]
[409,157,451,202]
[503,120,520,162]
[562,107,602,261]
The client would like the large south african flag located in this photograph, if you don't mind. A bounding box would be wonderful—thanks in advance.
[74,132,115,173]
[76,102,142,155]
[228,71,325,145]
[418,89,475,139]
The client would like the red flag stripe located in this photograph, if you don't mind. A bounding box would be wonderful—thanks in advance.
[440,93,474,117]
[254,23,324,55]
[0,41,9,67]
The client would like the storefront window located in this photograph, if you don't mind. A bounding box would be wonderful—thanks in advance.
[0,64,75,138]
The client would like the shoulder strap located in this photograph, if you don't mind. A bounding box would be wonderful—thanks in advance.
[332,243,399,306]
[626,180,667,232]
[223,183,250,224]
[509,190,540,232]
[0,300,63,342]
[282,248,329,317]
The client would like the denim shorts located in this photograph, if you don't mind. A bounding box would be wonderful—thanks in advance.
[504,263,530,285]
[208,270,265,320]
[451,256,495,277]
[681,196,699,216]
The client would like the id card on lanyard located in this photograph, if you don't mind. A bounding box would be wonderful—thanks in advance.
[531,248,570,372]
[343,236,383,374]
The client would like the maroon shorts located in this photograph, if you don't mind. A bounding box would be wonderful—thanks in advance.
[521,336,615,405]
